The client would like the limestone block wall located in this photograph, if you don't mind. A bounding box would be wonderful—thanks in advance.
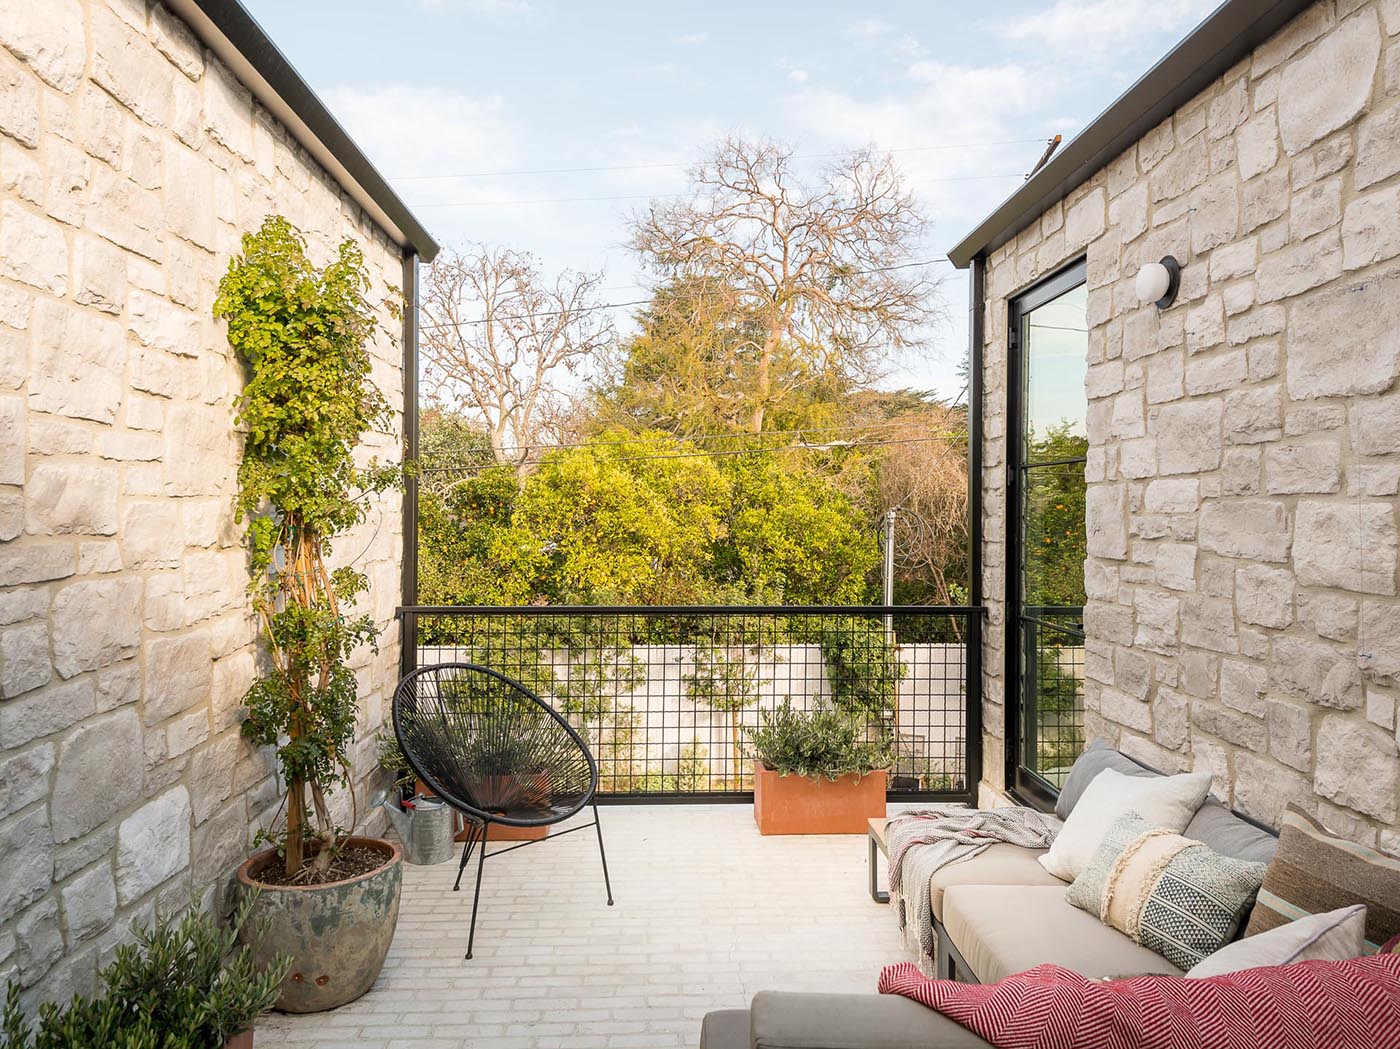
[0,1,407,1004]
[977,0,1400,845]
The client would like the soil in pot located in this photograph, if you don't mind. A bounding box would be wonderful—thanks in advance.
[238,836,402,1014]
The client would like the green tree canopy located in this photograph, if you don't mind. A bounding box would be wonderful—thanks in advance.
[416,425,882,607]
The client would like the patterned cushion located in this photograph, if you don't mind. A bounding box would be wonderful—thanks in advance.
[1067,811,1268,971]
[1383,933,1400,955]
[1245,804,1400,953]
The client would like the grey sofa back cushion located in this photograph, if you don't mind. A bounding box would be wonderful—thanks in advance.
[1053,739,1154,820]
[1184,799,1278,864]
[1054,739,1279,862]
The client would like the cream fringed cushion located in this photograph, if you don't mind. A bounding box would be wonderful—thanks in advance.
[1066,811,1268,971]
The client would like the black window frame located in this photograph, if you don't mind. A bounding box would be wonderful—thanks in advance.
[1004,258,1088,811]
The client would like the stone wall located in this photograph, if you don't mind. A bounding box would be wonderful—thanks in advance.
[0,1,407,1004]
[977,0,1400,846]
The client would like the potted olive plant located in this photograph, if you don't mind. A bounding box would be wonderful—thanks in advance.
[0,895,288,1048]
[215,215,404,1013]
[747,701,893,834]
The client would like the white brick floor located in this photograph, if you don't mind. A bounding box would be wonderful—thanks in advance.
[258,804,918,1048]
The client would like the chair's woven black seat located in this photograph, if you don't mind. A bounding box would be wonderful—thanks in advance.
[392,662,613,958]
[395,662,595,826]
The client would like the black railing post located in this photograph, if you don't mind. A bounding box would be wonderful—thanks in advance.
[966,609,983,805]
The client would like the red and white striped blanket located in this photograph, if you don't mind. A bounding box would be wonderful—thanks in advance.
[879,954,1400,1049]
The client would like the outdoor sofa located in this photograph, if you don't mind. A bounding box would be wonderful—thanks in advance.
[699,742,1280,1049]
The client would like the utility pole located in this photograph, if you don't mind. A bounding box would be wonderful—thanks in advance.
[883,508,897,626]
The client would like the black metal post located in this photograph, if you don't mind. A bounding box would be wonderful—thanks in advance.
[966,254,986,802]
[400,252,420,683]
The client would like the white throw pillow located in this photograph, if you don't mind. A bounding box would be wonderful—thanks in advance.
[1038,767,1211,881]
[1186,905,1367,978]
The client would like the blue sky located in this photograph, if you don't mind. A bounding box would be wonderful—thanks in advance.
[244,0,1218,399]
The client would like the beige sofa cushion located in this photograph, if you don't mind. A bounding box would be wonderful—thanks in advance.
[942,885,1185,984]
[928,843,1064,922]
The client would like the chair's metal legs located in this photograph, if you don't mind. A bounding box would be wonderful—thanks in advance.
[465,821,490,960]
[593,801,614,906]
[452,821,480,892]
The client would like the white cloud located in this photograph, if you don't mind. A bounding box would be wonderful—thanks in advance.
[673,31,709,46]
[997,0,1217,57]
[846,18,894,39]
[777,58,809,84]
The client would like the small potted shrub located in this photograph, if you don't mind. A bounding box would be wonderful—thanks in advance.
[215,216,405,1013]
[747,701,892,835]
[0,895,288,1048]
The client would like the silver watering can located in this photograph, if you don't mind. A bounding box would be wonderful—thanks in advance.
[372,790,455,865]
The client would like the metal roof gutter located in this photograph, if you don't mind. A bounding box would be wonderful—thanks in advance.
[946,0,1315,269]
[169,0,441,262]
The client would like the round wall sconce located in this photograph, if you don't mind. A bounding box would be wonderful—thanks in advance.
[1136,256,1181,309]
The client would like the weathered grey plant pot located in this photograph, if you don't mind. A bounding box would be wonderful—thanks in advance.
[237,837,402,1013]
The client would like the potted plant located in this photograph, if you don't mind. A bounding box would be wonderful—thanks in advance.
[747,700,893,835]
[0,895,288,1048]
[215,215,405,1013]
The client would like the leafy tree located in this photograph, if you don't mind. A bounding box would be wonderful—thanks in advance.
[630,137,937,433]
[1022,421,1089,609]
[418,467,525,606]
[417,406,496,495]
[593,277,851,438]
[715,454,880,604]
[492,431,731,604]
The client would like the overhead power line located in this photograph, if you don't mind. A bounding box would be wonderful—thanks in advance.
[422,418,969,461]
[409,173,1026,210]
[389,137,1049,182]
[415,257,954,332]
[417,431,970,472]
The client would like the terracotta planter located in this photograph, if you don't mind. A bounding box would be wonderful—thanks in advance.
[475,820,549,841]
[237,837,402,1013]
[753,763,887,835]
[417,777,552,842]
[224,1031,254,1049]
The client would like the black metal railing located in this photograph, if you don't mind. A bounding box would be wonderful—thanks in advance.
[398,605,982,803]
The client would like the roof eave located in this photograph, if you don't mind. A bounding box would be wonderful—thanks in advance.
[170,0,440,262]
[947,0,1315,269]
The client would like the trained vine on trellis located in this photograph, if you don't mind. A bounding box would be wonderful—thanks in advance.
[215,215,402,880]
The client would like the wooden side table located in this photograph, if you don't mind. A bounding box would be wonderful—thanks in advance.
[867,816,889,903]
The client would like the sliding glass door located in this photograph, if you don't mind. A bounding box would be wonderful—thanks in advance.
[1007,261,1088,806]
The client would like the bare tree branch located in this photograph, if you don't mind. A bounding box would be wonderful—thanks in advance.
[629,138,940,433]
[421,244,614,474]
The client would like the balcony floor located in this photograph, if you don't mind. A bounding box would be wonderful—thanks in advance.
[258,803,919,1048]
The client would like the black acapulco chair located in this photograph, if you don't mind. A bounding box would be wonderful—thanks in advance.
[392,662,614,959]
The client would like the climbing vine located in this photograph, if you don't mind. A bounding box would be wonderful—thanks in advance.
[215,215,401,880]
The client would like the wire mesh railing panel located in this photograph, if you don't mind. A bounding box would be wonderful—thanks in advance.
[1021,608,1086,789]
[404,606,974,801]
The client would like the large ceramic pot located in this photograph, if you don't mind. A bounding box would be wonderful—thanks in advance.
[237,837,402,1013]
[753,763,887,835]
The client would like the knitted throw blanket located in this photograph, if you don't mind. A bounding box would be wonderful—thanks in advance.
[887,806,1061,973]
[879,955,1400,1049]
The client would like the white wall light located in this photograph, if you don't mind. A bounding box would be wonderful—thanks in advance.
[1135,256,1181,309]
